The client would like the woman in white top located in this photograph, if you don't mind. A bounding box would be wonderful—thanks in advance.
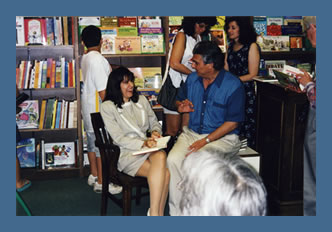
[101,67,170,216]
[165,17,217,136]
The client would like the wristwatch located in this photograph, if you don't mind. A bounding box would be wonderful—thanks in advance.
[205,137,211,144]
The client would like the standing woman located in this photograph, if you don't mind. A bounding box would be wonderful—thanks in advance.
[164,16,217,137]
[224,16,260,149]
[101,67,170,216]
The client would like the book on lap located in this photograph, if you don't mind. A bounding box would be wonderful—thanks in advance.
[132,136,170,156]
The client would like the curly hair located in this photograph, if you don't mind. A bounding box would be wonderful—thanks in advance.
[104,66,139,108]
[225,16,258,45]
[181,16,217,38]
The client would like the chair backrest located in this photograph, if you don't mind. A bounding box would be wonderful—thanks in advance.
[90,112,121,185]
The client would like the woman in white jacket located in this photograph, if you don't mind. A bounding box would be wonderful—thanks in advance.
[101,67,170,216]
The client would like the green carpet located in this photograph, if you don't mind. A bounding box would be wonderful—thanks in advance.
[16,177,168,216]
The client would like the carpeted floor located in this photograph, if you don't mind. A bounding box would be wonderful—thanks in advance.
[16,177,169,216]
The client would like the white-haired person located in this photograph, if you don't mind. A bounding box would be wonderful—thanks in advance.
[179,148,267,216]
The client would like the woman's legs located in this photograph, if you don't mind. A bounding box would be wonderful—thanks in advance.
[136,150,169,216]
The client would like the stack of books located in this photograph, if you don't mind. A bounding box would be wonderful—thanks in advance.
[239,137,248,151]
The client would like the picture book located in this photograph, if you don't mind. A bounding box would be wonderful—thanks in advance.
[273,69,303,93]
[211,16,225,30]
[267,25,282,36]
[132,136,170,156]
[253,16,267,36]
[129,67,162,89]
[44,142,76,168]
[210,29,226,53]
[118,27,138,36]
[118,17,137,27]
[101,17,118,27]
[169,16,183,26]
[16,100,39,129]
[267,16,283,25]
[138,18,162,28]
[17,138,36,168]
[16,16,25,46]
[24,18,47,45]
[140,34,164,54]
[290,36,304,50]
[101,27,116,54]
[115,36,141,54]
[265,60,286,77]
[257,35,290,52]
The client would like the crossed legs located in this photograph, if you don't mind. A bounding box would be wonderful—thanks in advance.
[136,150,170,216]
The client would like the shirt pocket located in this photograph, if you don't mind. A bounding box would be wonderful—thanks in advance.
[210,101,227,123]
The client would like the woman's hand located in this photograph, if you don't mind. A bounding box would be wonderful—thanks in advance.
[296,70,314,87]
[143,138,157,148]
[151,131,161,139]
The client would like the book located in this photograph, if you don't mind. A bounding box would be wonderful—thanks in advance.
[24,18,47,45]
[16,16,25,46]
[210,16,225,30]
[101,16,118,27]
[253,16,267,36]
[138,18,162,34]
[290,36,304,50]
[253,76,278,83]
[17,138,36,168]
[266,16,283,26]
[132,136,170,156]
[169,16,183,26]
[267,25,282,36]
[265,60,286,77]
[115,36,141,54]
[281,25,303,35]
[44,142,76,168]
[44,98,56,129]
[16,100,39,129]
[118,17,137,27]
[273,69,304,93]
[256,35,290,52]
[210,29,226,53]
[129,67,162,89]
[39,99,47,129]
[140,34,164,54]
[118,27,138,36]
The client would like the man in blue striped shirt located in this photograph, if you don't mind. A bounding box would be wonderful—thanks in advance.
[167,41,245,216]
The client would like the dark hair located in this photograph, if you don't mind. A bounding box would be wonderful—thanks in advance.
[193,41,225,70]
[104,66,139,108]
[225,16,258,45]
[81,25,101,48]
[181,16,217,38]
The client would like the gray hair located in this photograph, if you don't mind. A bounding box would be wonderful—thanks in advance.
[179,148,267,216]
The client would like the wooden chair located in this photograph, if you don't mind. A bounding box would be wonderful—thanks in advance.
[90,112,149,216]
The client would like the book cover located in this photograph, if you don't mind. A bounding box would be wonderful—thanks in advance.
[139,90,161,109]
[273,69,303,93]
[24,18,47,45]
[115,36,141,54]
[210,29,226,53]
[290,36,304,50]
[17,138,36,168]
[169,16,183,26]
[140,34,164,54]
[44,98,56,129]
[51,99,58,129]
[256,35,290,52]
[101,32,116,54]
[78,16,101,26]
[46,17,55,45]
[101,16,118,27]
[118,17,137,27]
[55,101,62,129]
[118,27,138,36]
[33,61,40,89]
[132,136,170,156]
[142,67,162,89]
[210,16,225,30]
[138,18,162,28]
[267,16,283,26]
[267,25,282,36]
[265,60,286,77]
[44,142,76,168]
[281,25,303,35]
[253,76,278,83]
[16,100,39,129]
[16,16,25,46]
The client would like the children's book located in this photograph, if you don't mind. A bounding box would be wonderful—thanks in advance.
[132,136,170,156]
[273,69,304,93]
[16,100,39,129]
[17,138,36,168]
[44,142,76,168]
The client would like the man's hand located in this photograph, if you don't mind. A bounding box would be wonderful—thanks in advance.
[177,99,194,113]
[296,70,314,87]
[186,138,207,157]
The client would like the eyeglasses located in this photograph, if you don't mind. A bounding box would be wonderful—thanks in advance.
[197,23,208,29]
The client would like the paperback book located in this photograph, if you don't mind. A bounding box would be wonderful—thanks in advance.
[273,69,304,93]
[16,100,39,129]
[17,138,36,168]
[140,34,164,54]
[132,136,170,156]
[44,142,76,168]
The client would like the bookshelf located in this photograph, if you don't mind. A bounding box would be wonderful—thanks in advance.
[17,16,83,179]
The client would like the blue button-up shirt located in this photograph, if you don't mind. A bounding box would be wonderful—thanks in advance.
[176,70,245,135]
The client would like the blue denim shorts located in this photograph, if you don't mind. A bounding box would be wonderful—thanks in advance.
[86,131,100,158]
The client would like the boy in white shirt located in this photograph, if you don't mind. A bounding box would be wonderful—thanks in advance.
[81,25,121,194]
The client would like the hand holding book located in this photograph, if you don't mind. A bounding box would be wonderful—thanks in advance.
[133,136,171,156]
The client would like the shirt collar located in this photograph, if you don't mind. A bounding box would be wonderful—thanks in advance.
[196,70,225,88]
